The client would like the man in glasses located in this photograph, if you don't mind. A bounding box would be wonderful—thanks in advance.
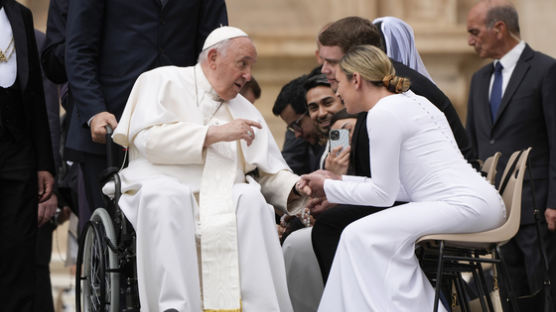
[273,75,325,175]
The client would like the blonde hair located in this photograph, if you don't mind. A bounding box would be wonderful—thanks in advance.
[340,45,410,93]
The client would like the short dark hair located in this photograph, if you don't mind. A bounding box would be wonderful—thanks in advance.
[273,75,308,116]
[318,16,383,53]
[330,108,358,128]
[303,73,330,93]
[240,77,261,99]
[308,65,322,77]
[486,4,520,36]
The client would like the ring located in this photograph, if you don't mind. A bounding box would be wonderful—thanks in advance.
[247,130,253,138]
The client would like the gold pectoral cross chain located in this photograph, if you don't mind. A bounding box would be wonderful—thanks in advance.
[0,37,14,63]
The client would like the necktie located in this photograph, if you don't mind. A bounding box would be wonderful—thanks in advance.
[490,62,503,121]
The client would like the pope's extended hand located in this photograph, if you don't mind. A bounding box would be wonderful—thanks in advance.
[295,180,312,197]
[205,118,262,147]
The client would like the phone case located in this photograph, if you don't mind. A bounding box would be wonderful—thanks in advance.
[329,129,350,153]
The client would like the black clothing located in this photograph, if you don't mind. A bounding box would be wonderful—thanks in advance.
[282,130,326,175]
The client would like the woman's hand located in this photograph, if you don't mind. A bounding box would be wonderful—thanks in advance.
[299,169,341,198]
[325,146,351,175]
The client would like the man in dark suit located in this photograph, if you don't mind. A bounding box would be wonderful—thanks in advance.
[65,0,228,223]
[0,1,56,311]
[310,16,476,282]
[466,0,556,306]
[34,28,60,312]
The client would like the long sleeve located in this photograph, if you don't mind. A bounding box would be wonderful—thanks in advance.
[466,74,479,162]
[36,30,62,170]
[324,107,403,207]
[22,9,55,174]
[541,62,556,208]
[65,0,106,125]
[41,0,67,84]
[258,169,301,214]
[133,123,208,165]
[197,0,228,53]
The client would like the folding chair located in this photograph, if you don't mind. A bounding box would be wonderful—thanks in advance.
[481,152,502,185]
[417,148,531,312]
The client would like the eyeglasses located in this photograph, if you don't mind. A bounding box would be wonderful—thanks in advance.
[287,114,306,133]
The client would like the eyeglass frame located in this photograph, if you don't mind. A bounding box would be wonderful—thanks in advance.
[287,113,306,133]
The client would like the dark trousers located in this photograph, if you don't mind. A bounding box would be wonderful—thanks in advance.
[80,152,107,222]
[500,222,556,310]
[311,203,397,283]
[0,142,37,312]
[78,147,125,234]
[34,222,56,312]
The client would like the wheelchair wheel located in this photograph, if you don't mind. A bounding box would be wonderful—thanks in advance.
[76,208,120,312]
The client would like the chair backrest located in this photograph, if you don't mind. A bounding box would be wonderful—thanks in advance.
[497,147,532,241]
[416,148,532,245]
[481,152,502,185]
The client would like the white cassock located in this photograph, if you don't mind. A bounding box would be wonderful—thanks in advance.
[282,228,324,312]
[108,64,304,312]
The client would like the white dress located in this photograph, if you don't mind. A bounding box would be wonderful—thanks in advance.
[317,90,506,312]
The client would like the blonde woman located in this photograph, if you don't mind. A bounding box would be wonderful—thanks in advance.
[298,45,505,311]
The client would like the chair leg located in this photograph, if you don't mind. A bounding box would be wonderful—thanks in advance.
[454,274,470,312]
[472,268,489,311]
[495,247,521,312]
[475,257,495,312]
[434,241,445,312]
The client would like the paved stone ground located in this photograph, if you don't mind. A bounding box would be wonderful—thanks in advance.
[50,219,76,312]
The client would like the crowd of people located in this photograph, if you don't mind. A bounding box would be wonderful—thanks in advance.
[1,0,556,311]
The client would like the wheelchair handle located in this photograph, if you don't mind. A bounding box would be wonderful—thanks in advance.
[105,125,114,167]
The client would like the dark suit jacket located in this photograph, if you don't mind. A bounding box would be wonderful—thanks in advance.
[65,0,228,155]
[350,62,474,178]
[35,30,61,170]
[466,44,556,224]
[281,130,325,175]
[3,0,55,174]
[41,0,67,85]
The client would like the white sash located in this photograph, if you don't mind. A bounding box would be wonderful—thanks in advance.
[199,111,241,311]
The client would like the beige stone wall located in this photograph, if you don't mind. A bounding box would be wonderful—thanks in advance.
[22,0,556,147]
[226,0,556,146]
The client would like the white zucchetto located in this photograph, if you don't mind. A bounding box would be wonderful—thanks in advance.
[202,26,248,51]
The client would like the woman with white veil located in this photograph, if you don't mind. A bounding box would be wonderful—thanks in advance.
[373,16,434,83]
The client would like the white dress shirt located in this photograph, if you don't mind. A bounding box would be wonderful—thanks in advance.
[489,40,526,100]
[0,7,17,88]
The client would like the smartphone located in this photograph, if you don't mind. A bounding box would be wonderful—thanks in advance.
[329,129,350,154]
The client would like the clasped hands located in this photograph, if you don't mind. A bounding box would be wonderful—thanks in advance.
[297,169,341,198]
[294,170,341,217]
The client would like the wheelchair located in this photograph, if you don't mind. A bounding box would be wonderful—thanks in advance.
[75,126,140,312]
